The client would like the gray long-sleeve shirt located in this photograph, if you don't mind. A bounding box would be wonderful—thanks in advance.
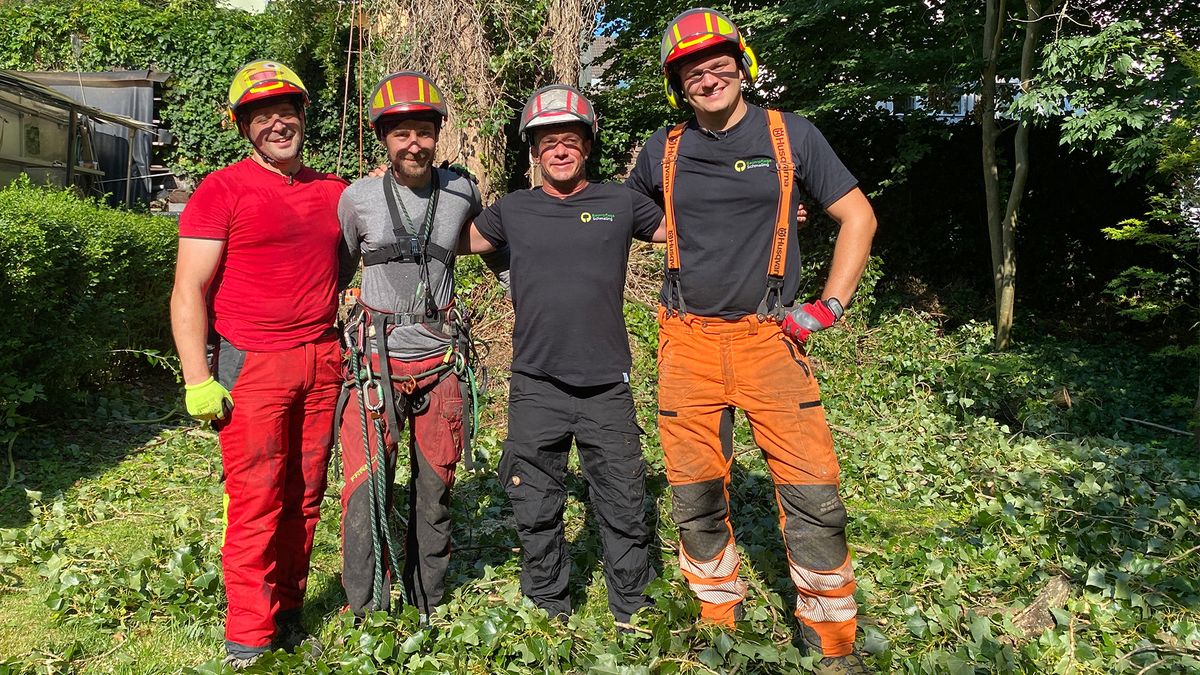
[338,168,482,359]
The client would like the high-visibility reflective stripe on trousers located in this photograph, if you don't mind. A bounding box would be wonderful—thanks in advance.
[679,540,747,609]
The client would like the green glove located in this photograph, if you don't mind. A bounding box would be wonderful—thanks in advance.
[184,377,234,421]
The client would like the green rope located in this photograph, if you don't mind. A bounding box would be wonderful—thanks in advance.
[467,365,479,447]
[357,376,386,606]
[346,304,484,607]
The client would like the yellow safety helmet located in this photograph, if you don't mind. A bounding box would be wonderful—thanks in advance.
[227,60,309,122]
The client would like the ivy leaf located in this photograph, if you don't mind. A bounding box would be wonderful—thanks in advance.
[698,647,723,669]
[1085,567,1107,589]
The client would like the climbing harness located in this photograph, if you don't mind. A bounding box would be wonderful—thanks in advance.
[659,108,795,320]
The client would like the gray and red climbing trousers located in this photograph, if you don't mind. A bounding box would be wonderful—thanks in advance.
[338,351,464,617]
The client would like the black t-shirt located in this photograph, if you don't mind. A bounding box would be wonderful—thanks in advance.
[626,105,858,319]
[473,182,662,386]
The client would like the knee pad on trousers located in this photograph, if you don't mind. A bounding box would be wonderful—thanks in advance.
[776,484,848,570]
[671,478,731,561]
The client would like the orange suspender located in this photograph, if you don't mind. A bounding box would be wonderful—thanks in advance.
[760,109,795,319]
[659,109,796,319]
[661,122,688,315]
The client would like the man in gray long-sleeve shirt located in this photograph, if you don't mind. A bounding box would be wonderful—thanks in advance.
[336,71,499,618]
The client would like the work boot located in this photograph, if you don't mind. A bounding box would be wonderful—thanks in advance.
[221,652,262,672]
[795,622,871,674]
[814,652,870,675]
[274,611,323,659]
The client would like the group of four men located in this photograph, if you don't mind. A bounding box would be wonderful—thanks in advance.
[170,7,877,672]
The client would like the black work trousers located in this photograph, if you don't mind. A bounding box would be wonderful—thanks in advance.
[499,372,655,622]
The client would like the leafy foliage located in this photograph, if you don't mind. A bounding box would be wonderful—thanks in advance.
[0,0,357,181]
[0,178,176,415]
[1,300,1197,673]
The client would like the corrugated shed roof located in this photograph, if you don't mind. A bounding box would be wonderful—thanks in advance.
[0,70,156,132]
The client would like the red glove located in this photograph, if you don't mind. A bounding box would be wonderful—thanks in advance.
[780,299,839,344]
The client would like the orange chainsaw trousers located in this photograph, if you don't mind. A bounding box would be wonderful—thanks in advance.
[657,307,857,657]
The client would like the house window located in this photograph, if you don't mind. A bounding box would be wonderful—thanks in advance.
[24,123,40,156]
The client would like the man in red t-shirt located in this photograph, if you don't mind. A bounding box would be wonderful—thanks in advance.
[169,60,347,669]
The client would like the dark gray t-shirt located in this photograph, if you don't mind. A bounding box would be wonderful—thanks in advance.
[473,182,662,386]
[338,168,482,359]
[626,105,858,318]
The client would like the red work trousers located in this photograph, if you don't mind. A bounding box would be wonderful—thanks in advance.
[657,308,857,657]
[216,332,341,652]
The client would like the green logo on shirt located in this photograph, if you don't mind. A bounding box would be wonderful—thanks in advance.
[580,212,615,223]
[734,158,772,172]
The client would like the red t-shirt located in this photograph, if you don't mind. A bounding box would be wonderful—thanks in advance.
[179,158,348,351]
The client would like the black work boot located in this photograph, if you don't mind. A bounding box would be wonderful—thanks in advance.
[274,610,323,659]
[221,652,262,671]
[815,652,871,675]
[795,622,871,675]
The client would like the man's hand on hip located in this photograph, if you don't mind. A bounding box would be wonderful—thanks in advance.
[781,299,842,345]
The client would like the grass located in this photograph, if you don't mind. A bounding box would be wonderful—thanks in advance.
[1,306,1198,674]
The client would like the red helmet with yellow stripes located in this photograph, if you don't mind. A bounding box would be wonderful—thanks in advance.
[368,71,449,130]
[227,60,309,121]
[660,8,758,108]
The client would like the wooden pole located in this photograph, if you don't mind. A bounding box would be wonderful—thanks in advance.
[124,126,135,206]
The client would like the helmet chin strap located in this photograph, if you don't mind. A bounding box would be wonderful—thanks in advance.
[254,134,304,169]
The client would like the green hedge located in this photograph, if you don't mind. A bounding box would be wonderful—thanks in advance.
[0,178,176,418]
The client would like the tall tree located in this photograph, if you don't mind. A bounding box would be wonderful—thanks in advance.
[596,0,1197,350]
[981,0,1064,350]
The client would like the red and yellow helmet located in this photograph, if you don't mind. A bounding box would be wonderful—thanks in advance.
[368,71,449,129]
[660,8,758,109]
[227,60,308,122]
[518,84,598,143]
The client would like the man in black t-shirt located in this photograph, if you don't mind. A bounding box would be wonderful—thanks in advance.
[625,8,878,671]
[460,85,664,623]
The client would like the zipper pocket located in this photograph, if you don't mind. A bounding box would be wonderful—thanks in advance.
[779,336,811,378]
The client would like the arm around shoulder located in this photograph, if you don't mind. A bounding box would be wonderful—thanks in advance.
[458,221,497,255]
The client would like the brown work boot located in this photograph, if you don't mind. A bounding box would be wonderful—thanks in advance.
[815,652,871,675]
[795,622,872,674]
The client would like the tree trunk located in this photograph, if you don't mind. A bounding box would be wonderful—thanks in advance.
[981,0,1054,351]
[526,0,600,187]
[981,0,1007,349]
[374,0,597,196]
[372,0,515,201]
